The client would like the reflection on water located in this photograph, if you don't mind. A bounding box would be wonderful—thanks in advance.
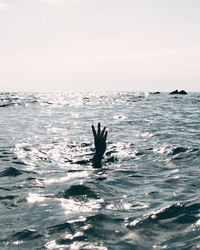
[27,193,47,203]
[0,92,200,249]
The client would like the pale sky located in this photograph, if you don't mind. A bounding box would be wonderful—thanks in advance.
[0,0,200,92]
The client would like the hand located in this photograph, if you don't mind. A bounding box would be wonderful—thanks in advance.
[92,122,108,156]
[91,122,108,167]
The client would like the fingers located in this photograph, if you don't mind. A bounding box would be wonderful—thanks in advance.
[98,122,101,136]
[101,126,106,137]
[92,125,96,138]
[92,123,107,140]
[104,131,108,141]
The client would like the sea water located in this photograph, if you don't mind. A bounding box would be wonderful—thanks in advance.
[0,92,200,249]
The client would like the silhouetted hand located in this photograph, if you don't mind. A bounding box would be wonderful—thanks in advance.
[92,122,108,168]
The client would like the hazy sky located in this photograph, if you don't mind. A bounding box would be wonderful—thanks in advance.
[0,0,200,92]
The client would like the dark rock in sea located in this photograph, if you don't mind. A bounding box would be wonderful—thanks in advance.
[152,92,161,94]
[169,90,187,95]
[179,90,187,95]
[169,90,179,95]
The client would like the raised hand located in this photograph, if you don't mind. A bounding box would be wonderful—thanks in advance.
[91,122,108,168]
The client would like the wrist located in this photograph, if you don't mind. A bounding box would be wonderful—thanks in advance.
[95,149,105,158]
[92,153,103,168]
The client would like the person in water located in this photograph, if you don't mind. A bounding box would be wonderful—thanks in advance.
[92,122,108,168]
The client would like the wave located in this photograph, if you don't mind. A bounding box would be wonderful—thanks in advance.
[57,184,99,200]
[126,201,200,248]
[0,167,23,177]
[0,167,34,177]
[128,202,200,229]
[0,195,16,200]
[170,146,199,155]
[46,213,124,244]
[169,146,200,161]
[11,229,42,241]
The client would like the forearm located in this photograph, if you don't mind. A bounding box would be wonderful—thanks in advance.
[92,152,104,168]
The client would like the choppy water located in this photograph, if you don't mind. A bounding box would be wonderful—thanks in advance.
[0,91,200,249]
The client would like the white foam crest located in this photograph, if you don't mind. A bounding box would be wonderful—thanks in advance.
[196,219,200,226]
[140,132,154,138]
[59,197,104,215]
[69,241,107,250]
[153,146,171,155]
[45,240,65,249]
[106,201,149,211]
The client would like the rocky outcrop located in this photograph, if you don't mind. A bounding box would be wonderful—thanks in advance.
[179,90,187,95]
[169,90,187,95]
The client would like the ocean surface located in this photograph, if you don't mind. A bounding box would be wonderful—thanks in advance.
[0,91,200,250]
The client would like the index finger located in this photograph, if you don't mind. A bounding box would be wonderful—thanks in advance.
[92,125,96,137]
